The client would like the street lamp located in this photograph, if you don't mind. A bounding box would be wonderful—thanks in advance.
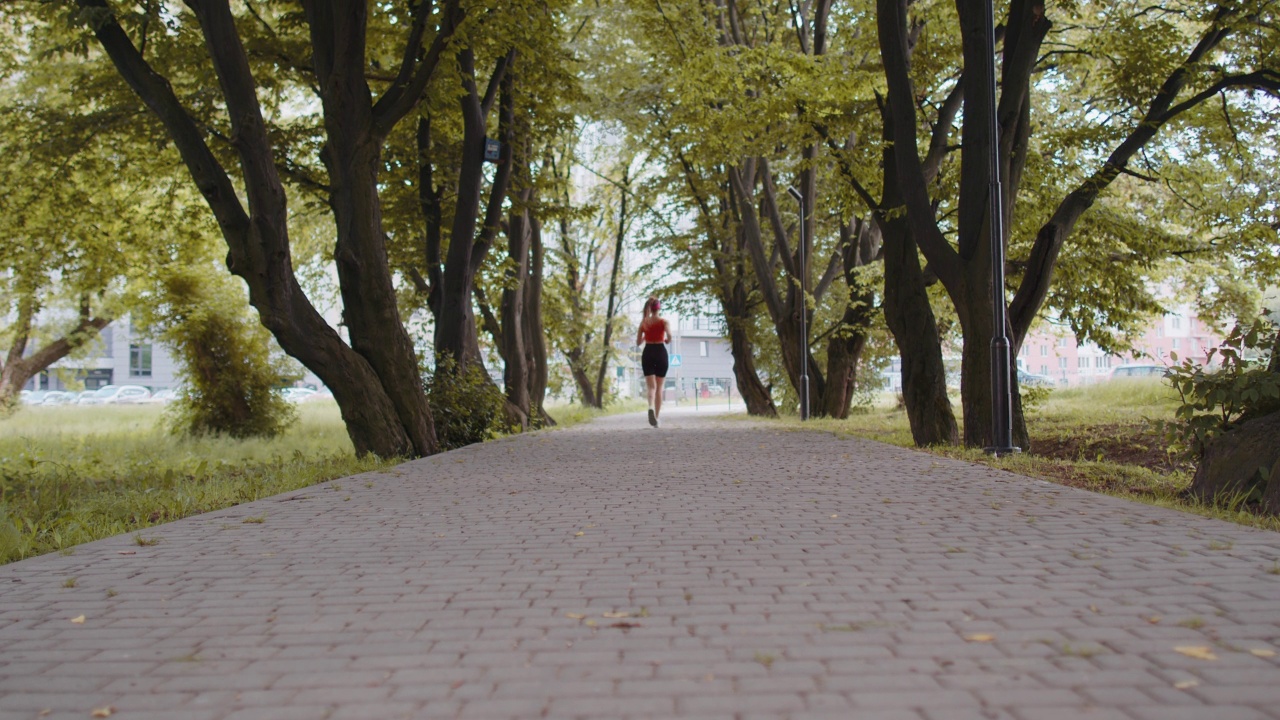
[787,186,810,421]
[979,0,1018,456]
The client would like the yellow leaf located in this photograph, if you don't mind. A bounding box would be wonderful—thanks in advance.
[602,611,631,619]
[564,612,585,620]
[70,615,85,625]
[1088,604,1100,614]
[574,532,585,537]
[1174,679,1199,689]
[1250,648,1276,658]
[1175,646,1218,660]
[830,514,839,518]
[1147,616,1162,624]
[584,619,597,627]
[91,707,114,718]
[964,633,995,642]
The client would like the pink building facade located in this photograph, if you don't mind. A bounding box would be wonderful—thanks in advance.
[1017,309,1223,387]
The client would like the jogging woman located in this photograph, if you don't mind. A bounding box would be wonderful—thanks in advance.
[636,297,671,428]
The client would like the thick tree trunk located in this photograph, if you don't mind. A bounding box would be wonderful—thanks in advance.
[879,215,959,446]
[822,219,879,420]
[1189,410,1280,509]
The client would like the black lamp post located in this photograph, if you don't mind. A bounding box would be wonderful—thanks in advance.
[787,186,810,421]
[979,0,1018,456]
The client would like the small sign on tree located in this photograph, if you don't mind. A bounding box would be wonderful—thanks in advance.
[483,138,502,163]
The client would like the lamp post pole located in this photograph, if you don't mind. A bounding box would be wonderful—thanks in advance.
[980,0,1018,456]
[787,186,810,421]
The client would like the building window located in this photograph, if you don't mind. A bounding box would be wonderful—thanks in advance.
[1157,326,1165,337]
[1078,357,1089,369]
[699,341,709,357]
[1058,357,1067,369]
[1040,345,1048,356]
[1172,338,1180,349]
[1058,337,1069,347]
[129,343,153,377]
[1040,364,1048,375]
[1172,316,1182,329]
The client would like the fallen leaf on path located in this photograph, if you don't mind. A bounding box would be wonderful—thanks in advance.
[1250,649,1276,658]
[964,633,995,642]
[830,514,839,518]
[1147,616,1162,624]
[116,551,135,556]
[70,615,85,624]
[602,611,631,619]
[1173,679,1200,689]
[91,707,114,717]
[574,532,585,537]
[610,622,641,629]
[584,619,597,627]
[1175,646,1218,661]
[1088,605,1100,614]
[564,612,586,620]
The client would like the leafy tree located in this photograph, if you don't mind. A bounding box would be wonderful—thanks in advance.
[14,0,471,456]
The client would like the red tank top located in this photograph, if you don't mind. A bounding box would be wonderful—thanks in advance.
[642,319,666,343]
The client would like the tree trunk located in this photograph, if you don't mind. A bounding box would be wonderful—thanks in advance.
[500,183,533,424]
[822,219,878,420]
[524,214,552,425]
[728,163,827,415]
[878,214,960,445]
[1189,410,1280,508]
[436,49,513,368]
[566,350,600,408]
[0,294,112,410]
[594,166,630,406]
[719,265,777,417]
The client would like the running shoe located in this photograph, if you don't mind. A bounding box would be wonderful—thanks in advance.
[648,408,657,427]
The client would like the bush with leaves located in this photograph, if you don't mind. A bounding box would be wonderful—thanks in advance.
[424,357,506,451]
[1162,319,1280,458]
[140,271,297,439]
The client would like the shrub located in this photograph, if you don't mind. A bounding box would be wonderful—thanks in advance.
[424,356,505,451]
[1161,319,1280,458]
[141,271,296,439]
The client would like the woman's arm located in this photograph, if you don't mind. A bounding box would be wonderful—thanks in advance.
[664,320,672,343]
[636,321,645,347]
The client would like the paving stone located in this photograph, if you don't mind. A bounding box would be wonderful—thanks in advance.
[0,410,1277,718]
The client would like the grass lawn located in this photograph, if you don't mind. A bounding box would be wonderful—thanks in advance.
[806,379,1280,532]
[0,402,395,564]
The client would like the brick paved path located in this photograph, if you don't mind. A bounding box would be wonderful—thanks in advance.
[2,411,1279,720]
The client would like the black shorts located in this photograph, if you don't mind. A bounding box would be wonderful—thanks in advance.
[642,343,669,377]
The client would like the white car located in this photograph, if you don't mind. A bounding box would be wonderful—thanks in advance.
[1111,364,1165,379]
[279,387,317,403]
[79,385,153,405]
[40,391,76,406]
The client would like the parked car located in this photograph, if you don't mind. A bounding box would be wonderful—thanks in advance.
[40,391,76,406]
[144,388,178,404]
[79,384,152,405]
[19,390,48,405]
[279,387,317,403]
[1017,370,1056,388]
[1111,364,1165,379]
